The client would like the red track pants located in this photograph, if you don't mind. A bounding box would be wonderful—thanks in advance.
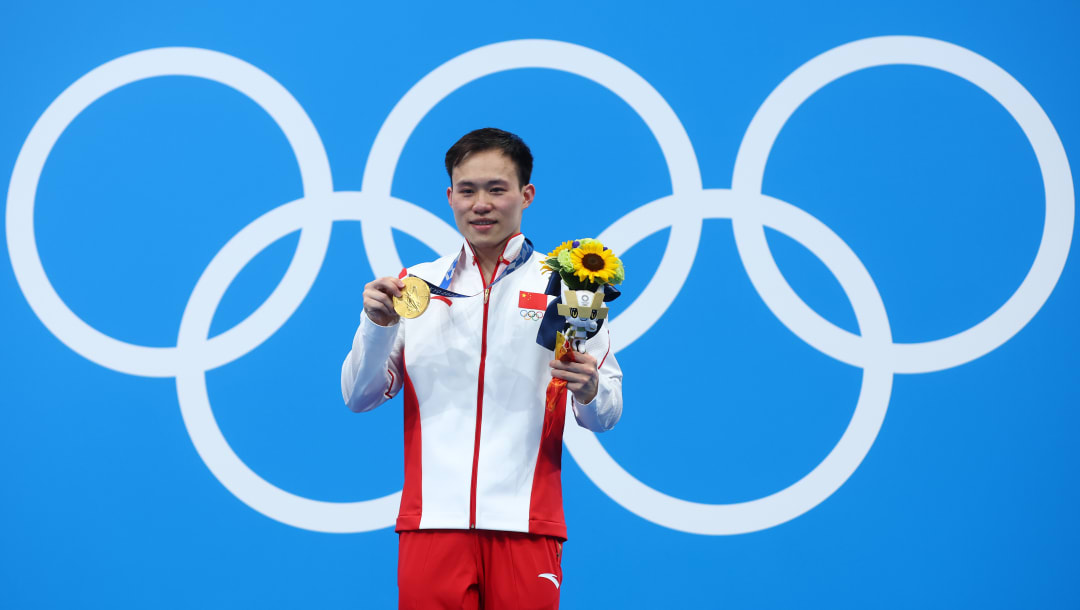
[398,530,563,610]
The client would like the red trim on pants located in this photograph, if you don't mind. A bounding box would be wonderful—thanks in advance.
[398,530,562,610]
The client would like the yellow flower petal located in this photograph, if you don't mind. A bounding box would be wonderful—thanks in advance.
[568,241,622,285]
[547,240,576,259]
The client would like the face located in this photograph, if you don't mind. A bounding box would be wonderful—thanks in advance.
[447,148,535,256]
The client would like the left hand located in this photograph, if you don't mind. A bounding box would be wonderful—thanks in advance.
[550,351,599,404]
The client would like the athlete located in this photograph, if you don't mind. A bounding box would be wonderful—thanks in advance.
[341,128,623,609]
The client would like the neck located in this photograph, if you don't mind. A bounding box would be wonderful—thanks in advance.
[472,245,502,282]
[470,235,513,282]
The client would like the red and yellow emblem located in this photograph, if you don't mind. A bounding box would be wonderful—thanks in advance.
[519,290,547,310]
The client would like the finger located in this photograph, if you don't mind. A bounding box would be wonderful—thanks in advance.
[381,277,405,296]
[573,352,597,366]
[560,372,596,395]
[551,361,597,377]
[364,292,398,319]
[549,358,592,369]
[381,278,404,298]
[368,279,403,301]
[549,368,573,381]
[550,368,587,384]
[551,353,595,366]
[364,290,396,312]
[368,277,404,298]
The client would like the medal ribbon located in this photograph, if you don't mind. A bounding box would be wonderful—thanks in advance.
[416,237,536,298]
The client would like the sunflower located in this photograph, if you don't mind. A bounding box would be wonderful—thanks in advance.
[547,240,576,259]
[541,240,577,274]
[570,241,623,285]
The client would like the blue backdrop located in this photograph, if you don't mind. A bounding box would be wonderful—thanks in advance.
[3,1,1078,607]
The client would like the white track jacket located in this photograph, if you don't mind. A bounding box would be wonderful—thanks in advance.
[341,234,622,539]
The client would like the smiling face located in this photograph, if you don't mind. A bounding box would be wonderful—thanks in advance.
[447,148,535,266]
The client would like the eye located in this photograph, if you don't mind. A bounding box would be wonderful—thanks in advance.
[491,188,505,194]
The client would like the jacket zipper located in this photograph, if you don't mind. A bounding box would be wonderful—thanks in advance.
[468,240,512,529]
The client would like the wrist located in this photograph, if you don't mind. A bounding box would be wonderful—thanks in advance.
[362,309,400,328]
[573,387,598,405]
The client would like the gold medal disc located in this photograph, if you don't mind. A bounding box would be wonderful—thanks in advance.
[393,276,431,319]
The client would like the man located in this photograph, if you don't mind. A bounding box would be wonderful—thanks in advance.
[341,128,622,609]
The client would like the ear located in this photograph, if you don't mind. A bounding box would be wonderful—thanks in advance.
[446,185,453,207]
[522,183,536,209]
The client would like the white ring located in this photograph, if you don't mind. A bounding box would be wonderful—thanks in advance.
[9,37,1071,535]
[568,189,894,534]
[730,36,1074,373]
[359,39,706,342]
[5,47,334,377]
[176,191,458,532]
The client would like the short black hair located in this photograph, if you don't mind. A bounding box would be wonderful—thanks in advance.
[445,127,533,189]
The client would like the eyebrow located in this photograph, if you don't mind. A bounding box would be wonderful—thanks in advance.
[455,178,511,188]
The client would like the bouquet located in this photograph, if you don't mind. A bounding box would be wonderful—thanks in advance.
[540,238,624,411]
[540,238,625,291]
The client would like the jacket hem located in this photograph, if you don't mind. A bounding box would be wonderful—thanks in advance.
[529,518,567,541]
[395,514,567,541]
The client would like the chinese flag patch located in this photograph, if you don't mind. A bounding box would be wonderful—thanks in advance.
[519,291,547,310]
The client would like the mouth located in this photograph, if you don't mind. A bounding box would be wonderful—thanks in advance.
[470,219,497,232]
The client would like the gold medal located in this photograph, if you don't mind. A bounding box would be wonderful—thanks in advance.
[393,276,431,319]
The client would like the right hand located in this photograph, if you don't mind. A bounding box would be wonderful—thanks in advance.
[363,276,406,327]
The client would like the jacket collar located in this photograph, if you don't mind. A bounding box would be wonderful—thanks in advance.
[462,232,525,276]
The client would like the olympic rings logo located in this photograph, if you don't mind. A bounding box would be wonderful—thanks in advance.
[6,37,1073,535]
[520,309,544,321]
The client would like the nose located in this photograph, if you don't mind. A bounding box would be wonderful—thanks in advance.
[474,190,494,212]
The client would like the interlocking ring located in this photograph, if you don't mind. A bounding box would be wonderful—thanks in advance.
[520,309,544,321]
[7,37,1072,535]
